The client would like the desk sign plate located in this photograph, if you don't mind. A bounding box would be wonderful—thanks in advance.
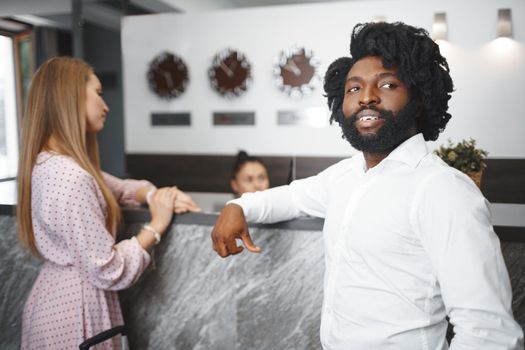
[277,107,329,128]
[213,112,255,126]
[151,112,191,126]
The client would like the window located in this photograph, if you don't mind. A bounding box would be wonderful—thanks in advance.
[0,34,18,180]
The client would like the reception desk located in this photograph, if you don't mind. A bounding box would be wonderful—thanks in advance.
[1,202,524,349]
[0,206,325,349]
[119,210,324,349]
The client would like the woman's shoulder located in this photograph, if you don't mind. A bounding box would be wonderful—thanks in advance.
[34,151,93,185]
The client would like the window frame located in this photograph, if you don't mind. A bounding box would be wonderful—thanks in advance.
[0,21,33,181]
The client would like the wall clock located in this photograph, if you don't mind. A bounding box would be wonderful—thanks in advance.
[208,48,252,98]
[147,51,189,99]
[273,47,320,99]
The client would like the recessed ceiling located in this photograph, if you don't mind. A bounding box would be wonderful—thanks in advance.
[0,0,399,31]
[159,0,398,13]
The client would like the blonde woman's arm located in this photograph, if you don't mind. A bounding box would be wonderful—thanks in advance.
[102,171,155,207]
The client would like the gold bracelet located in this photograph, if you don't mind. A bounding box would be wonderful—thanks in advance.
[143,224,161,245]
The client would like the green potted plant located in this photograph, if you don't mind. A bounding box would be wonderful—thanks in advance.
[434,138,488,188]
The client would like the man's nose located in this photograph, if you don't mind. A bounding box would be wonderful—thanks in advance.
[359,86,380,106]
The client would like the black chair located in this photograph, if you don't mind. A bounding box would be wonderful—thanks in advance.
[79,325,128,350]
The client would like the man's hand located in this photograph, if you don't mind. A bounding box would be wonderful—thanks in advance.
[211,203,261,258]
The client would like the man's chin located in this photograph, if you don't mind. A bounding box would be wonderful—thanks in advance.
[345,132,395,152]
[358,131,379,138]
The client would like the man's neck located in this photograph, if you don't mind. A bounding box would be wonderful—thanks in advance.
[363,151,390,170]
[362,130,418,170]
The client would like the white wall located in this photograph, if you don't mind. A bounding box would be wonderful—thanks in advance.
[121,0,525,158]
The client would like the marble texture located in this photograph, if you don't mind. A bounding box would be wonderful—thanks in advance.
[1,212,525,349]
[0,215,40,350]
[119,224,324,350]
[501,241,525,326]
[119,223,238,350]
[235,227,323,350]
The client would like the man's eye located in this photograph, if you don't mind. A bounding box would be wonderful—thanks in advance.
[346,86,359,93]
[380,82,397,89]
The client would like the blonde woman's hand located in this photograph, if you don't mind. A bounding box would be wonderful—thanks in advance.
[148,187,177,234]
[173,189,201,214]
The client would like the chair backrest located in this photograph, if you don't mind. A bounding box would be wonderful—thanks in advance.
[78,325,128,350]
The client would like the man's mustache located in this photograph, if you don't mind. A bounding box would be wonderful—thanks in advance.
[347,105,394,123]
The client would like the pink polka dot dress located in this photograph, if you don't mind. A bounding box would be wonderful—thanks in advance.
[21,152,153,349]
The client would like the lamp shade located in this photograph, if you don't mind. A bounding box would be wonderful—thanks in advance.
[497,8,512,38]
[433,12,447,41]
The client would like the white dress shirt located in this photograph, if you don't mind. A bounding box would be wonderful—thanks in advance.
[230,134,523,350]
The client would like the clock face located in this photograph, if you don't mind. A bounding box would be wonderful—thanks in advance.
[147,51,189,99]
[209,48,252,98]
[273,47,320,98]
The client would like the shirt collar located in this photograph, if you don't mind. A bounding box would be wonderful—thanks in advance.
[383,133,429,169]
[349,133,429,172]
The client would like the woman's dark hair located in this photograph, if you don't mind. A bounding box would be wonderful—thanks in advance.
[231,150,266,180]
[324,21,454,141]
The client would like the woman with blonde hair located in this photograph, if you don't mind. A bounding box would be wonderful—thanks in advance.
[17,56,198,349]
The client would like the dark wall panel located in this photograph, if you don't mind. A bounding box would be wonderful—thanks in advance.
[127,155,525,205]
[481,159,525,204]
[127,154,293,193]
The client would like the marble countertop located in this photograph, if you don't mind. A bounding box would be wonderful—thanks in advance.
[0,180,323,230]
[2,179,525,230]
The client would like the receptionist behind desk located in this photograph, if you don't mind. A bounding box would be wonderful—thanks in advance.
[230,150,270,197]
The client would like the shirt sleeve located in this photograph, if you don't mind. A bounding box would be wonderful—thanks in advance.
[41,170,151,291]
[102,171,156,207]
[411,170,524,350]
[229,162,338,223]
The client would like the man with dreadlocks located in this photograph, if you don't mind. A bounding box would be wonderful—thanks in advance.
[211,22,523,349]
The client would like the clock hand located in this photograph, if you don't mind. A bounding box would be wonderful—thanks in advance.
[229,60,238,72]
[283,62,301,76]
[163,71,174,88]
[289,59,302,75]
[220,62,234,78]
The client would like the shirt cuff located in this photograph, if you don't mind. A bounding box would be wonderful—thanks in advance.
[227,193,259,222]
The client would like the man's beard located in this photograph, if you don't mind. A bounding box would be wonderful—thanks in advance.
[338,99,419,153]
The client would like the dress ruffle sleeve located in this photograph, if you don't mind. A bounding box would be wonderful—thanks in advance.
[102,171,156,208]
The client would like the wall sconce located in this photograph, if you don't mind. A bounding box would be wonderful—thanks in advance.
[497,8,512,38]
[432,12,447,41]
[372,15,386,23]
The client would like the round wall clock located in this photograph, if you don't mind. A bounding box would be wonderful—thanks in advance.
[208,48,252,98]
[273,47,320,99]
[147,51,189,99]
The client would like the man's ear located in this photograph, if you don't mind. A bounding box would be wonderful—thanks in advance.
[414,100,425,135]
[411,91,424,119]
[416,103,424,119]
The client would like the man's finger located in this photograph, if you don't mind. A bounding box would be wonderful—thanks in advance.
[214,240,230,258]
[240,227,261,253]
[225,239,244,255]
